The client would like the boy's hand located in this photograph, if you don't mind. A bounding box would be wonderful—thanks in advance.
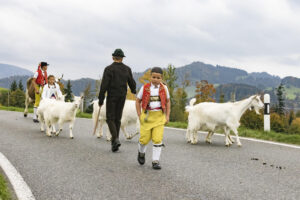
[165,116,169,124]
[35,88,39,94]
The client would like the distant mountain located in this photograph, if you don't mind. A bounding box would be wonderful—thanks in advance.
[282,76,300,88]
[61,78,97,96]
[175,62,281,88]
[215,83,262,102]
[0,63,33,79]
[0,75,31,91]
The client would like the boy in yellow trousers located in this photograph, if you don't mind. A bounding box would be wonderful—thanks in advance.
[135,67,170,170]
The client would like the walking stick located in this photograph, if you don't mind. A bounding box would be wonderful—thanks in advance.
[93,106,101,135]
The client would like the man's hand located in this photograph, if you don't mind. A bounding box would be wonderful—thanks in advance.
[35,87,39,94]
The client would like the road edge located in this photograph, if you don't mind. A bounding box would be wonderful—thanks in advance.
[0,152,35,200]
[165,127,300,149]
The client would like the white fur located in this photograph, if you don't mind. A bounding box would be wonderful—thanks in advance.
[37,96,83,138]
[92,99,140,141]
[185,95,264,146]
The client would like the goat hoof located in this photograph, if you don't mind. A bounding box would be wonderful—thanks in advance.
[70,137,74,139]
[206,140,211,144]
[238,143,242,147]
[24,114,27,117]
[97,135,103,139]
[47,134,52,137]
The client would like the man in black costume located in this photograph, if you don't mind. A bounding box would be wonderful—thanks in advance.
[98,49,136,152]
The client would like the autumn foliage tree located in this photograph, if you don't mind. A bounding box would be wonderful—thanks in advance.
[195,80,216,103]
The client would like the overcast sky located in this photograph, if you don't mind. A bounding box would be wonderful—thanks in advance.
[0,0,299,79]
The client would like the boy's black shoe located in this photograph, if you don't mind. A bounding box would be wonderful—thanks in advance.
[33,119,39,123]
[152,161,161,170]
[111,139,121,152]
[137,152,145,165]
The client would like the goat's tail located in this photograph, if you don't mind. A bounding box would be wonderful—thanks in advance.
[92,100,99,127]
[185,98,196,112]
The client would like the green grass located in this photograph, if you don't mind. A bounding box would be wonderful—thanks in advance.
[0,106,92,119]
[166,121,188,129]
[76,111,92,119]
[0,106,33,113]
[285,86,300,100]
[166,121,300,145]
[238,127,300,145]
[0,88,8,92]
[0,173,13,200]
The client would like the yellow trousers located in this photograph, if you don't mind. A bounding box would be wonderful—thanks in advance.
[139,110,166,145]
[34,85,43,107]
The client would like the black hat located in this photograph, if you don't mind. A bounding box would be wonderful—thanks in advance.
[41,62,49,67]
[112,49,125,57]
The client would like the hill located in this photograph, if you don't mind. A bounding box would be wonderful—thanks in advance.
[0,63,33,79]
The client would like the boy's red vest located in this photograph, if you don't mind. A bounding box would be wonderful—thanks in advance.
[142,83,167,113]
[35,66,48,86]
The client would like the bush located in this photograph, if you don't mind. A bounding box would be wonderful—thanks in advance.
[240,110,263,130]
[270,113,286,133]
[9,89,25,107]
[288,118,300,134]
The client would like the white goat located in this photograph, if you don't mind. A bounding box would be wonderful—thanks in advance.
[39,96,83,138]
[92,99,140,141]
[37,95,65,133]
[185,95,264,146]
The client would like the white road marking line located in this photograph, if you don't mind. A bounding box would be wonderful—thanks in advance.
[0,152,35,200]
[165,127,300,149]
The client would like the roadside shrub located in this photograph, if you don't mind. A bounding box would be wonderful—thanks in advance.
[240,109,263,130]
[288,118,300,134]
[270,113,286,133]
[9,89,25,107]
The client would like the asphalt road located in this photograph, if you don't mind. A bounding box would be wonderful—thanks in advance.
[0,110,299,200]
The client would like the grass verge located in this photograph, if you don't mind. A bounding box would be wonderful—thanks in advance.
[166,121,300,145]
[0,106,33,113]
[0,173,13,200]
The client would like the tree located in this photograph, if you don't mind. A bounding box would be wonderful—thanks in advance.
[288,110,295,126]
[9,89,25,107]
[139,69,151,84]
[296,110,300,118]
[83,83,93,111]
[219,89,225,103]
[18,80,24,91]
[10,80,17,92]
[64,80,73,102]
[195,80,216,103]
[163,64,178,121]
[275,83,285,115]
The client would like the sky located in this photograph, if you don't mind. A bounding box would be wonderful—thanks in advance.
[0,0,300,80]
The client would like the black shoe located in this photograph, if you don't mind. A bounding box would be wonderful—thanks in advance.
[33,119,39,123]
[152,161,161,170]
[111,139,121,152]
[137,152,145,165]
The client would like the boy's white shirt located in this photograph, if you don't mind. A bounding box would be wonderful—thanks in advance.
[137,83,170,111]
[42,83,62,100]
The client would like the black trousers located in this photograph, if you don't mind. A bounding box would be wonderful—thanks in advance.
[106,95,126,143]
